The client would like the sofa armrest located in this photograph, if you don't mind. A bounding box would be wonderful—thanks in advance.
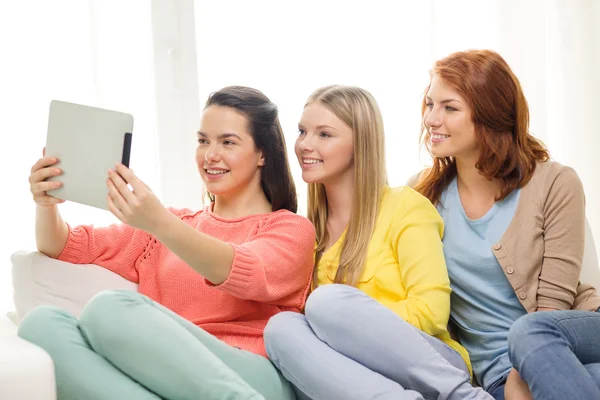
[11,251,138,324]
[582,219,600,290]
[0,315,56,400]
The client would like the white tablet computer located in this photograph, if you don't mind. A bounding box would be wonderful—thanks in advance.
[45,100,133,210]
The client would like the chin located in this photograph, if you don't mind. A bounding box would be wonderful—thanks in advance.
[202,182,229,195]
[430,147,452,159]
[301,171,324,184]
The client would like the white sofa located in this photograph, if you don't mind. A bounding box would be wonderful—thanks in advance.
[2,221,600,399]
[2,253,138,400]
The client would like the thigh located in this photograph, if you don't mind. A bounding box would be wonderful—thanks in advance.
[137,294,293,399]
[18,305,160,400]
[510,309,600,365]
[487,384,505,400]
[264,311,423,400]
[305,285,473,388]
[302,285,495,400]
[414,328,470,374]
[585,363,600,390]
[81,290,291,400]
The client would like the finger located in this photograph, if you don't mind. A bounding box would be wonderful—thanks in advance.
[31,167,61,184]
[32,181,62,194]
[115,163,145,193]
[107,196,125,221]
[30,156,59,174]
[107,178,132,215]
[42,147,46,157]
[108,169,137,204]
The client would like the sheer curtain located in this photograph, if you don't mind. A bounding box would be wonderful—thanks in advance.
[0,0,159,314]
[2,0,599,314]
[192,0,600,240]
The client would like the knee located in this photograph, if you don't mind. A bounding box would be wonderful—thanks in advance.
[508,312,551,363]
[305,284,359,324]
[79,290,141,345]
[264,312,307,362]
[18,305,73,345]
[81,290,140,324]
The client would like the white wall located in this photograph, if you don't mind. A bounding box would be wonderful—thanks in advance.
[0,0,161,314]
[1,0,599,313]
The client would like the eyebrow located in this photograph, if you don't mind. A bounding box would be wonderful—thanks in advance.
[426,96,462,105]
[297,123,338,131]
[197,131,243,140]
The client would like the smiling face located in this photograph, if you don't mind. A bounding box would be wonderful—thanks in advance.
[195,105,264,197]
[295,102,354,185]
[424,74,478,162]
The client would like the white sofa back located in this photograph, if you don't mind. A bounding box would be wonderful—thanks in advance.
[11,251,138,324]
[10,219,599,324]
[581,219,600,291]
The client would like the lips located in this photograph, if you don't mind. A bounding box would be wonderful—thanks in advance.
[206,169,229,175]
[300,158,323,170]
[430,132,450,143]
[204,167,230,180]
[302,158,322,164]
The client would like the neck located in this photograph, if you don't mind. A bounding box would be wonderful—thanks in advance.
[455,157,502,198]
[212,175,272,219]
[323,170,354,225]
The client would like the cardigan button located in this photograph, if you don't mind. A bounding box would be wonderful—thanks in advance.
[506,267,515,274]
[518,292,527,300]
[494,244,502,251]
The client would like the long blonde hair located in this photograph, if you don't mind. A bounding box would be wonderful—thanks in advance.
[307,85,387,287]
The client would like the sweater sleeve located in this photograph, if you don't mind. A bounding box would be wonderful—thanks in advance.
[207,213,315,308]
[387,190,452,336]
[57,222,152,283]
[537,166,586,309]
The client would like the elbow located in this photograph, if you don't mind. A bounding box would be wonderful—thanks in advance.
[537,283,576,310]
[35,243,60,260]
[419,304,451,336]
[420,311,449,336]
[431,318,450,336]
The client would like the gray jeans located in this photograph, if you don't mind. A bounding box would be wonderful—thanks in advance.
[264,284,492,400]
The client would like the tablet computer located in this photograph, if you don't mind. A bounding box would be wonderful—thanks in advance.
[45,100,133,210]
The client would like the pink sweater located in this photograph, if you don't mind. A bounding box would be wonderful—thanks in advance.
[58,207,316,356]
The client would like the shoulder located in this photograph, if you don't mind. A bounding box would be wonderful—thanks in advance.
[265,209,313,226]
[167,207,198,218]
[382,185,437,209]
[406,168,431,188]
[261,210,316,238]
[526,161,584,200]
[380,186,442,226]
[166,207,208,224]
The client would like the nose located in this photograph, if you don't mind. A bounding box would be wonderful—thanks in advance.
[424,107,442,129]
[204,143,221,163]
[297,133,315,153]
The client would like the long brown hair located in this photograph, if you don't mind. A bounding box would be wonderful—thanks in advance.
[307,85,387,287]
[205,86,297,212]
[415,50,549,205]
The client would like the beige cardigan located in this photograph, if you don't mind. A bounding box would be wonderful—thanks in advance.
[493,161,600,312]
[412,161,600,312]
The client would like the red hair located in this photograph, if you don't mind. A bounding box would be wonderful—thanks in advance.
[415,49,549,205]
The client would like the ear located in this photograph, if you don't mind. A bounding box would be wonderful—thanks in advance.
[257,150,265,167]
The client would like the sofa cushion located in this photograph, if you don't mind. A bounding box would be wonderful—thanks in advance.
[11,251,138,323]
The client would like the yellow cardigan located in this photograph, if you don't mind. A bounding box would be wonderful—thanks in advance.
[316,186,471,375]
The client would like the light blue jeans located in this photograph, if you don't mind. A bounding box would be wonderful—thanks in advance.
[497,309,600,400]
[264,284,492,400]
[18,290,295,400]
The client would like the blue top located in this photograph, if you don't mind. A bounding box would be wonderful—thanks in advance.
[437,178,526,389]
